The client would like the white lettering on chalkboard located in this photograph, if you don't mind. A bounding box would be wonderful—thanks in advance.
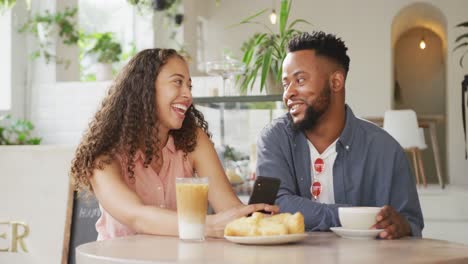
[78,208,102,218]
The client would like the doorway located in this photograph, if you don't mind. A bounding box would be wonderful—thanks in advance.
[392,3,447,184]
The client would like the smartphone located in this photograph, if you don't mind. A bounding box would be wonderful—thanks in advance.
[248,176,281,213]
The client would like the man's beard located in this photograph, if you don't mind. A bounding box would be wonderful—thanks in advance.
[291,84,331,132]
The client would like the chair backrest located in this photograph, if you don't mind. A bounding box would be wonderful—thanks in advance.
[383,109,421,149]
[418,127,427,149]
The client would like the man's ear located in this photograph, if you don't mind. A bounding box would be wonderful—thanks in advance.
[329,71,345,93]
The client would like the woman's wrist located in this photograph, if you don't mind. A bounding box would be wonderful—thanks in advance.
[205,215,215,237]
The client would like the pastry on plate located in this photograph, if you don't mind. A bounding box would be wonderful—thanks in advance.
[224,212,304,236]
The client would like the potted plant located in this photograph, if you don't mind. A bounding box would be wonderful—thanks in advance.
[234,0,310,94]
[152,0,176,11]
[127,0,177,12]
[0,115,41,145]
[19,7,79,67]
[454,21,468,159]
[83,32,122,81]
[0,0,15,13]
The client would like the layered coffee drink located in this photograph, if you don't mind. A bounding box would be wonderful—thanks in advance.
[175,177,209,241]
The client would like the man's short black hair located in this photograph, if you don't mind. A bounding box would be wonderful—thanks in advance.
[288,31,350,74]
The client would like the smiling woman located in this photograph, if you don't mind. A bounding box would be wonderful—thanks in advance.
[69,48,278,241]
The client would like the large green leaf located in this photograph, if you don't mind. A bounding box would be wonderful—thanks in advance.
[288,19,312,30]
[227,9,269,29]
[455,33,468,43]
[254,33,268,45]
[242,47,255,65]
[459,49,468,67]
[240,8,269,24]
[280,28,299,48]
[279,0,290,37]
[456,21,468,28]
[260,47,273,91]
[453,42,468,52]
[276,60,284,83]
[270,40,282,59]
[250,63,262,91]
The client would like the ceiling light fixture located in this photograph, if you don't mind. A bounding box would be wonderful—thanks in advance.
[419,37,426,50]
[269,0,277,25]
[270,9,277,24]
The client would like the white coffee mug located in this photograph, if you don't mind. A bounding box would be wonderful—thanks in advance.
[338,207,381,230]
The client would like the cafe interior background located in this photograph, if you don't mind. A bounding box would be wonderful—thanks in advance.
[1,0,468,262]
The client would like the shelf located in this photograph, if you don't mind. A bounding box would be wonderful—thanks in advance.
[193,94,282,104]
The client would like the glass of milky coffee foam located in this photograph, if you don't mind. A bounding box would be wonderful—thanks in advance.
[175,177,209,241]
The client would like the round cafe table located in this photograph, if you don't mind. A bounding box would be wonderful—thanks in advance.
[76,232,468,264]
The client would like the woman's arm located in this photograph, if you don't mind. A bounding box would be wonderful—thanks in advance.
[190,128,279,237]
[90,156,179,236]
[190,128,241,212]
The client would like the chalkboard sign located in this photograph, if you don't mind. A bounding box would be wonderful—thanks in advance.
[67,191,101,264]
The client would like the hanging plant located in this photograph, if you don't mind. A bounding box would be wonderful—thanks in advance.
[174,13,183,25]
[454,20,468,159]
[84,32,122,64]
[0,0,16,13]
[454,21,468,67]
[126,0,175,12]
[18,7,79,67]
[152,0,176,11]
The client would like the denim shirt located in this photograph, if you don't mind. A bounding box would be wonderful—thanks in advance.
[256,105,424,237]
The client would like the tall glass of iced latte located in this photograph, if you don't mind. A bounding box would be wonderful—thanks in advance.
[175,177,209,241]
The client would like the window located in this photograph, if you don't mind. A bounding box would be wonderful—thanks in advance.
[78,0,136,80]
[79,0,134,44]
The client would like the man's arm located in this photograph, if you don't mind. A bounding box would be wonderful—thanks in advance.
[389,147,424,237]
[373,144,424,238]
[256,124,342,231]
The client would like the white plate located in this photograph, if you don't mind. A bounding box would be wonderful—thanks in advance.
[330,227,383,240]
[224,233,308,245]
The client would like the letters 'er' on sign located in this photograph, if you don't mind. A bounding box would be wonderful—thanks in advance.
[0,221,30,253]
[0,146,75,263]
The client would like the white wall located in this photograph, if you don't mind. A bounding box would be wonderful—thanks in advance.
[30,77,222,146]
[0,2,28,118]
[0,10,12,112]
[11,1,29,119]
[30,82,110,145]
[190,0,468,185]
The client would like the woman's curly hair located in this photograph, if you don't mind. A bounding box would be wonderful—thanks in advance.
[70,48,209,193]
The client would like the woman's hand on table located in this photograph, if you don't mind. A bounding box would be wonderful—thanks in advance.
[206,203,279,238]
[372,205,411,239]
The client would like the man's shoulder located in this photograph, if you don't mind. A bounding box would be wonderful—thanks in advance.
[353,116,401,150]
[257,114,295,145]
[262,114,291,134]
[348,116,407,171]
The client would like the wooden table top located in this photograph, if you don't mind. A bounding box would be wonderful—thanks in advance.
[76,232,468,264]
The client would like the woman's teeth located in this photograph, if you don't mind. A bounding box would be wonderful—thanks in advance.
[173,104,187,112]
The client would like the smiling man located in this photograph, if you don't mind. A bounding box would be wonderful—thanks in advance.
[256,31,424,239]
